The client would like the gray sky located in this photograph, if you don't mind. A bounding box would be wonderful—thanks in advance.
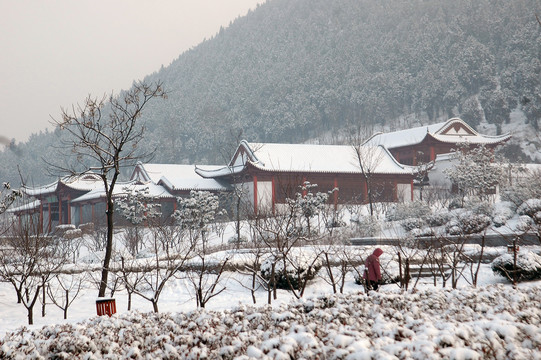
[0,0,264,144]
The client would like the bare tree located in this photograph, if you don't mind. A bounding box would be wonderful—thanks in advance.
[0,219,67,324]
[50,81,166,297]
[118,222,195,313]
[350,137,386,216]
[255,186,325,301]
[47,272,86,320]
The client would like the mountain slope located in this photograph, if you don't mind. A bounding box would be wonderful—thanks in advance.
[1,0,540,185]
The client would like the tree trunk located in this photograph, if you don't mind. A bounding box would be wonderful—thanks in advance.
[64,289,68,320]
[325,253,337,294]
[152,300,159,313]
[28,307,34,325]
[99,197,115,297]
[41,282,46,317]
[251,273,257,304]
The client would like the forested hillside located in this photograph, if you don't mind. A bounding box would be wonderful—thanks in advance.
[1,0,540,186]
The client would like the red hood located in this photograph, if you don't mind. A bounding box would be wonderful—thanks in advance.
[373,248,383,257]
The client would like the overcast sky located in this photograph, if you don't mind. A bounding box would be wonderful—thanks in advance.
[0,0,264,144]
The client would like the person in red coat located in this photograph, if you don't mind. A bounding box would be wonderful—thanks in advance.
[364,248,383,291]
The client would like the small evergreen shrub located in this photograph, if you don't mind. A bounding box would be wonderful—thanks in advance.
[401,217,425,232]
[492,201,514,228]
[351,216,380,237]
[492,252,541,282]
[260,255,321,290]
[445,211,491,235]
[386,201,430,222]
[426,211,451,227]
[517,199,541,218]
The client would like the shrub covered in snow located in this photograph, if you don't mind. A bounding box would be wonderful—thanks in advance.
[516,215,534,232]
[2,285,540,359]
[491,251,541,282]
[491,201,514,227]
[350,215,380,237]
[517,199,541,224]
[410,226,435,237]
[386,201,430,222]
[425,210,451,227]
[260,255,321,290]
[401,217,425,232]
[446,210,491,235]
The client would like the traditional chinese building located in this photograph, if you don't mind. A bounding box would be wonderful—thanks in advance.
[196,141,416,214]
[363,118,511,165]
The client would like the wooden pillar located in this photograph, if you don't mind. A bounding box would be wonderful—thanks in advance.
[48,203,52,233]
[271,176,276,215]
[39,201,44,233]
[333,177,338,210]
[411,179,414,201]
[302,177,307,196]
[253,175,258,215]
[430,146,435,161]
[67,195,71,225]
[58,196,62,225]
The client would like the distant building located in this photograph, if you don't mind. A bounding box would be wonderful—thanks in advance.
[11,164,230,232]
[196,141,416,214]
[12,118,510,229]
[363,118,511,165]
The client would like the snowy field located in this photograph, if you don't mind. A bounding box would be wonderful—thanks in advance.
[1,247,540,359]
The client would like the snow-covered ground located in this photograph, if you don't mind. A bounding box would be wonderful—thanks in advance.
[1,264,540,359]
[1,204,541,359]
[1,236,541,359]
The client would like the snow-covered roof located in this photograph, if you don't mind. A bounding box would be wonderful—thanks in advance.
[132,163,230,192]
[22,173,105,197]
[197,140,414,177]
[70,181,174,203]
[7,199,41,213]
[363,118,511,149]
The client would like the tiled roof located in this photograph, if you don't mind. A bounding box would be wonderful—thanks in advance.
[196,141,415,177]
[133,163,230,191]
[363,118,511,149]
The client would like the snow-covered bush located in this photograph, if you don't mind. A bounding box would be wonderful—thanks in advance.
[446,211,491,235]
[466,200,493,217]
[63,228,82,240]
[260,255,321,291]
[516,215,534,232]
[517,199,541,219]
[401,217,425,232]
[228,235,248,244]
[425,210,451,227]
[350,215,380,237]
[410,227,434,237]
[385,201,430,222]
[491,201,514,227]
[491,251,541,282]
[52,224,76,237]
